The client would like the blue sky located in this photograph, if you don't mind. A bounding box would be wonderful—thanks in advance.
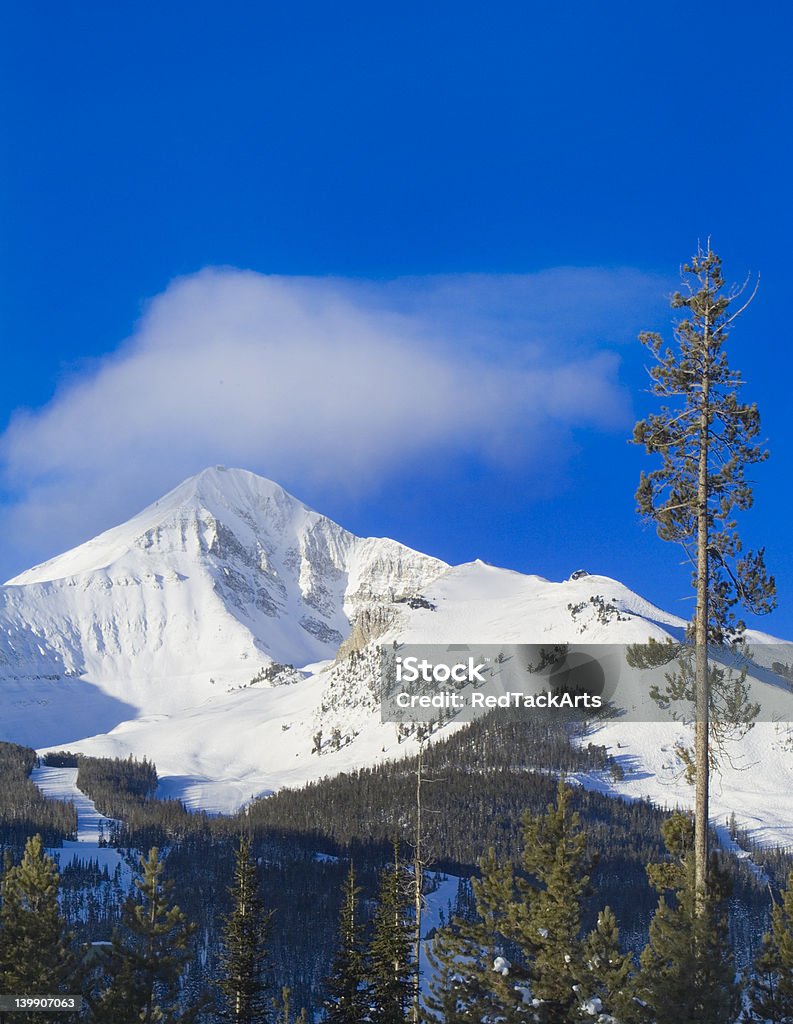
[1,1,791,635]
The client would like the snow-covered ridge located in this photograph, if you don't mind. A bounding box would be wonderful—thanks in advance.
[1,467,791,842]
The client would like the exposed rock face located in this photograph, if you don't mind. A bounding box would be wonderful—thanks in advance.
[336,605,399,662]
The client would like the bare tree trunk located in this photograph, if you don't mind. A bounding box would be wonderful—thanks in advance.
[694,289,711,912]
[413,740,423,1024]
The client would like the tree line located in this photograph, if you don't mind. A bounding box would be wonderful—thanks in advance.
[3,779,793,1023]
[0,742,76,848]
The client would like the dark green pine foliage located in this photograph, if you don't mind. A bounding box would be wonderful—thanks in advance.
[216,834,272,1024]
[578,906,639,1024]
[424,780,607,1024]
[747,869,793,1023]
[323,864,368,1024]
[509,779,591,1024]
[0,744,77,847]
[368,844,413,1024]
[88,846,204,1024]
[0,834,76,1024]
[423,848,522,1023]
[636,813,738,1024]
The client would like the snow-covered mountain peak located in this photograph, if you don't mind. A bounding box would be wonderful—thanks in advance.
[2,466,791,836]
[168,466,320,535]
[5,468,328,587]
[0,469,448,721]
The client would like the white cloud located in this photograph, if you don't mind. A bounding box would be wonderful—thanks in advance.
[0,267,665,573]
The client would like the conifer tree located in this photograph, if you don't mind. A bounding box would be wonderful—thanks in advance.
[423,848,522,1023]
[509,779,592,1024]
[632,243,775,904]
[637,813,738,1024]
[88,847,204,1024]
[579,907,638,1023]
[747,869,793,1023]
[368,844,413,1024]
[423,927,470,1024]
[216,834,272,1024]
[0,834,76,1024]
[424,781,600,1024]
[323,864,368,1024]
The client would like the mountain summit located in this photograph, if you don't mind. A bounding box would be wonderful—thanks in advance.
[0,468,446,729]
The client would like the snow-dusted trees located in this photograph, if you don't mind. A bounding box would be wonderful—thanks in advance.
[747,869,793,1023]
[578,907,636,1023]
[510,780,592,1019]
[424,848,520,1022]
[423,780,638,1023]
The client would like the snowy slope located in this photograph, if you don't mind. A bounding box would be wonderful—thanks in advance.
[30,765,130,879]
[0,467,445,740]
[2,467,792,844]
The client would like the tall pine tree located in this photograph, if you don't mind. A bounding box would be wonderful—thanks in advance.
[0,834,76,1024]
[323,864,367,1024]
[216,834,272,1024]
[87,847,204,1024]
[368,844,413,1024]
[632,243,775,903]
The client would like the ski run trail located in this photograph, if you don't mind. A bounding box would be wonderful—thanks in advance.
[30,764,133,885]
